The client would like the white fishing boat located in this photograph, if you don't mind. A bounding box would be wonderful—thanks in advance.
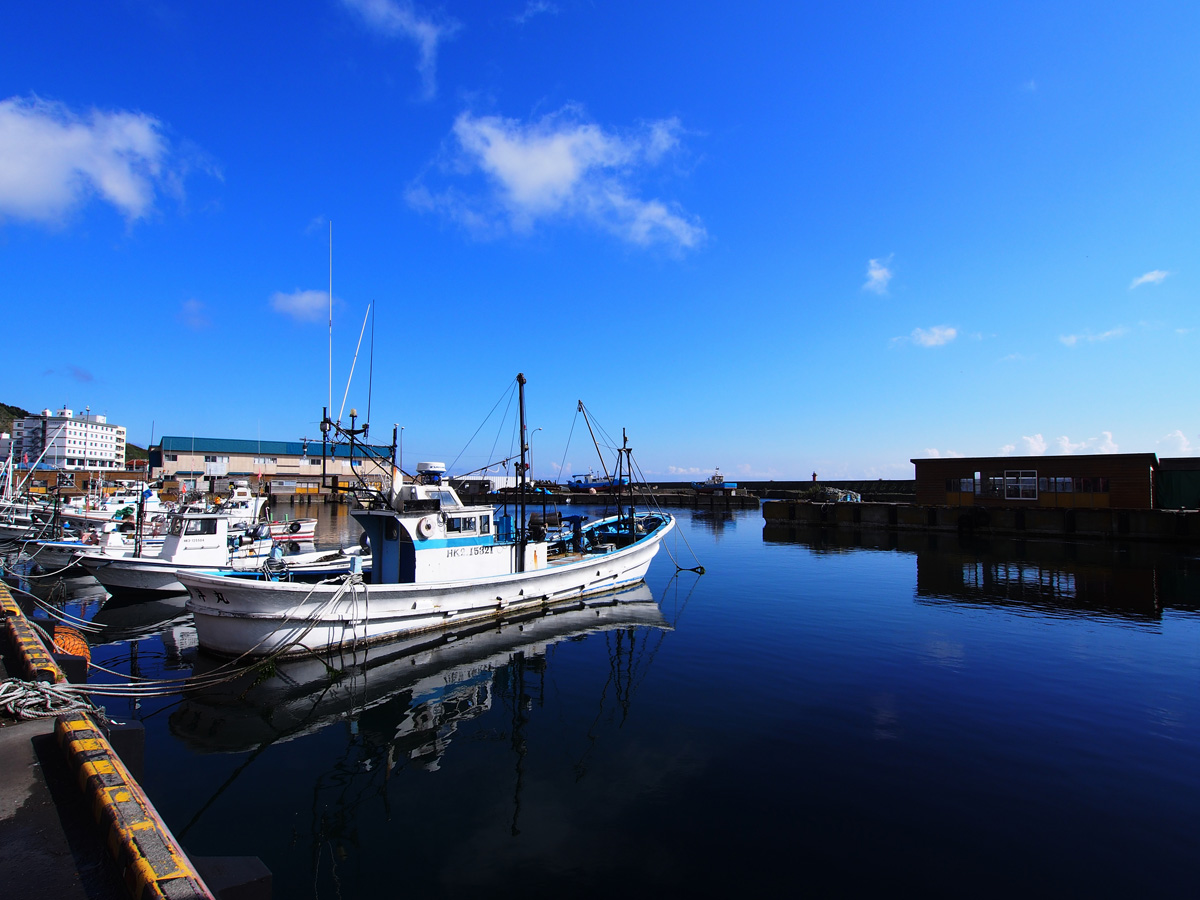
[178,374,676,659]
[23,525,166,572]
[61,484,170,524]
[80,513,319,597]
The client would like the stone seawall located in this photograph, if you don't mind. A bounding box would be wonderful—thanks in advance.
[763,500,1200,543]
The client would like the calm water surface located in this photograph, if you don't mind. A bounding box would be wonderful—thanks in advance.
[8,502,1199,897]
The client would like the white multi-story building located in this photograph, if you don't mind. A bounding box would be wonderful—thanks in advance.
[10,408,127,470]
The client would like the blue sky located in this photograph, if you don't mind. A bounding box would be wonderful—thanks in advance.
[1,1,1197,480]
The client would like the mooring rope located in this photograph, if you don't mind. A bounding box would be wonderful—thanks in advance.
[0,679,102,720]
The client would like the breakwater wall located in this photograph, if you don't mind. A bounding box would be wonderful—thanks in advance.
[763,500,1200,543]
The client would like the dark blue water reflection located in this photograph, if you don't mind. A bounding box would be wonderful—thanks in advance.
[8,503,1198,898]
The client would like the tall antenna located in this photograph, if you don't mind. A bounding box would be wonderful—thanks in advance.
[328,220,333,419]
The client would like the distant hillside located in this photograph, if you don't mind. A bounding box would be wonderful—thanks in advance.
[126,443,148,461]
[1,402,31,434]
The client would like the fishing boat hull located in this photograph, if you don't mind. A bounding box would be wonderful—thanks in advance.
[180,514,674,658]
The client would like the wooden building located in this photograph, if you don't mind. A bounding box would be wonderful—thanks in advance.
[911,454,1159,509]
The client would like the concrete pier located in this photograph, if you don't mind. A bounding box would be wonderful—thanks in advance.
[763,500,1200,543]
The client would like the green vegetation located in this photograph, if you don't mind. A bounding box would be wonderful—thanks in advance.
[0,402,31,434]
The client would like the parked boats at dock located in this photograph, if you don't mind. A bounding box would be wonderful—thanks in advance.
[178,374,676,659]
[80,511,347,598]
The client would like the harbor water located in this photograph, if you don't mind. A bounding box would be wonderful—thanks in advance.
[7,501,1199,897]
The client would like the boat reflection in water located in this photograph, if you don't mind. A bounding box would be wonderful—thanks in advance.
[169,581,669,764]
[764,523,1200,620]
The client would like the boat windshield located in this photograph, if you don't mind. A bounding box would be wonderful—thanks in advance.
[429,490,461,508]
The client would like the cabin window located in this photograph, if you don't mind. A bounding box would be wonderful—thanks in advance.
[430,490,461,508]
[169,518,184,536]
[480,514,491,535]
[446,517,462,532]
[461,517,476,533]
[184,519,218,535]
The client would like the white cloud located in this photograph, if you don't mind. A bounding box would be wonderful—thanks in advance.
[513,1,557,24]
[411,108,705,250]
[1056,435,1086,454]
[0,95,185,225]
[923,448,964,458]
[863,256,893,295]
[270,289,329,322]
[911,325,957,347]
[342,0,458,99]
[1130,269,1169,289]
[1158,430,1193,454]
[1022,434,1048,455]
[1059,326,1128,346]
[1003,432,1120,455]
[667,465,705,475]
[177,298,209,330]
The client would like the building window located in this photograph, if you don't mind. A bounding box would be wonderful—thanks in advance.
[1004,470,1038,500]
[204,455,217,462]
[165,454,177,461]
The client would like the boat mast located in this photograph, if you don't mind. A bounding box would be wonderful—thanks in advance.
[577,402,614,485]
[517,373,528,571]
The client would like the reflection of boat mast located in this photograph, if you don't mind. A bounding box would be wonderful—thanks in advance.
[508,651,530,836]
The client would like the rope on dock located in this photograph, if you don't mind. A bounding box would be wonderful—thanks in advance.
[0,678,100,720]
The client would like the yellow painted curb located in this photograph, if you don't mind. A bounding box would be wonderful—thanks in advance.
[56,713,215,900]
[0,582,66,684]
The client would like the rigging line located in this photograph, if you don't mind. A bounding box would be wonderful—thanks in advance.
[487,384,518,477]
[367,301,374,428]
[556,407,579,485]
[337,302,372,424]
[629,452,704,572]
[447,378,518,474]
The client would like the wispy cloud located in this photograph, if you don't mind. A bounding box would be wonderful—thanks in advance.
[1059,326,1128,346]
[1130,269,1169,289]
[863,255,893,295]
[1066,432,1118,454]
[1023,434,1048,455]
[513,1,557,24]
[667,465,706,475]
[1157,430,1193,455]
[177,298,210,330]
[1021,79,1038,92]
[270,289,329,322]
[999,443,1016,455]
[0,95,193,226]
[409,108,705,250]
[341,0,459,99]
[923,448,964,459]
[911,325,957,347]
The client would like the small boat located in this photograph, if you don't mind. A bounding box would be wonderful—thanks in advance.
[692,468,737,492]
[178,374,675,659]
[80,512,328,598]
[566,470,629,493]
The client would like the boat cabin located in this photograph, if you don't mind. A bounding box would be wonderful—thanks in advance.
[355,462,542,585]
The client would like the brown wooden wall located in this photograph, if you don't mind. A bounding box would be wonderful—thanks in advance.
[912,454,1157,509]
